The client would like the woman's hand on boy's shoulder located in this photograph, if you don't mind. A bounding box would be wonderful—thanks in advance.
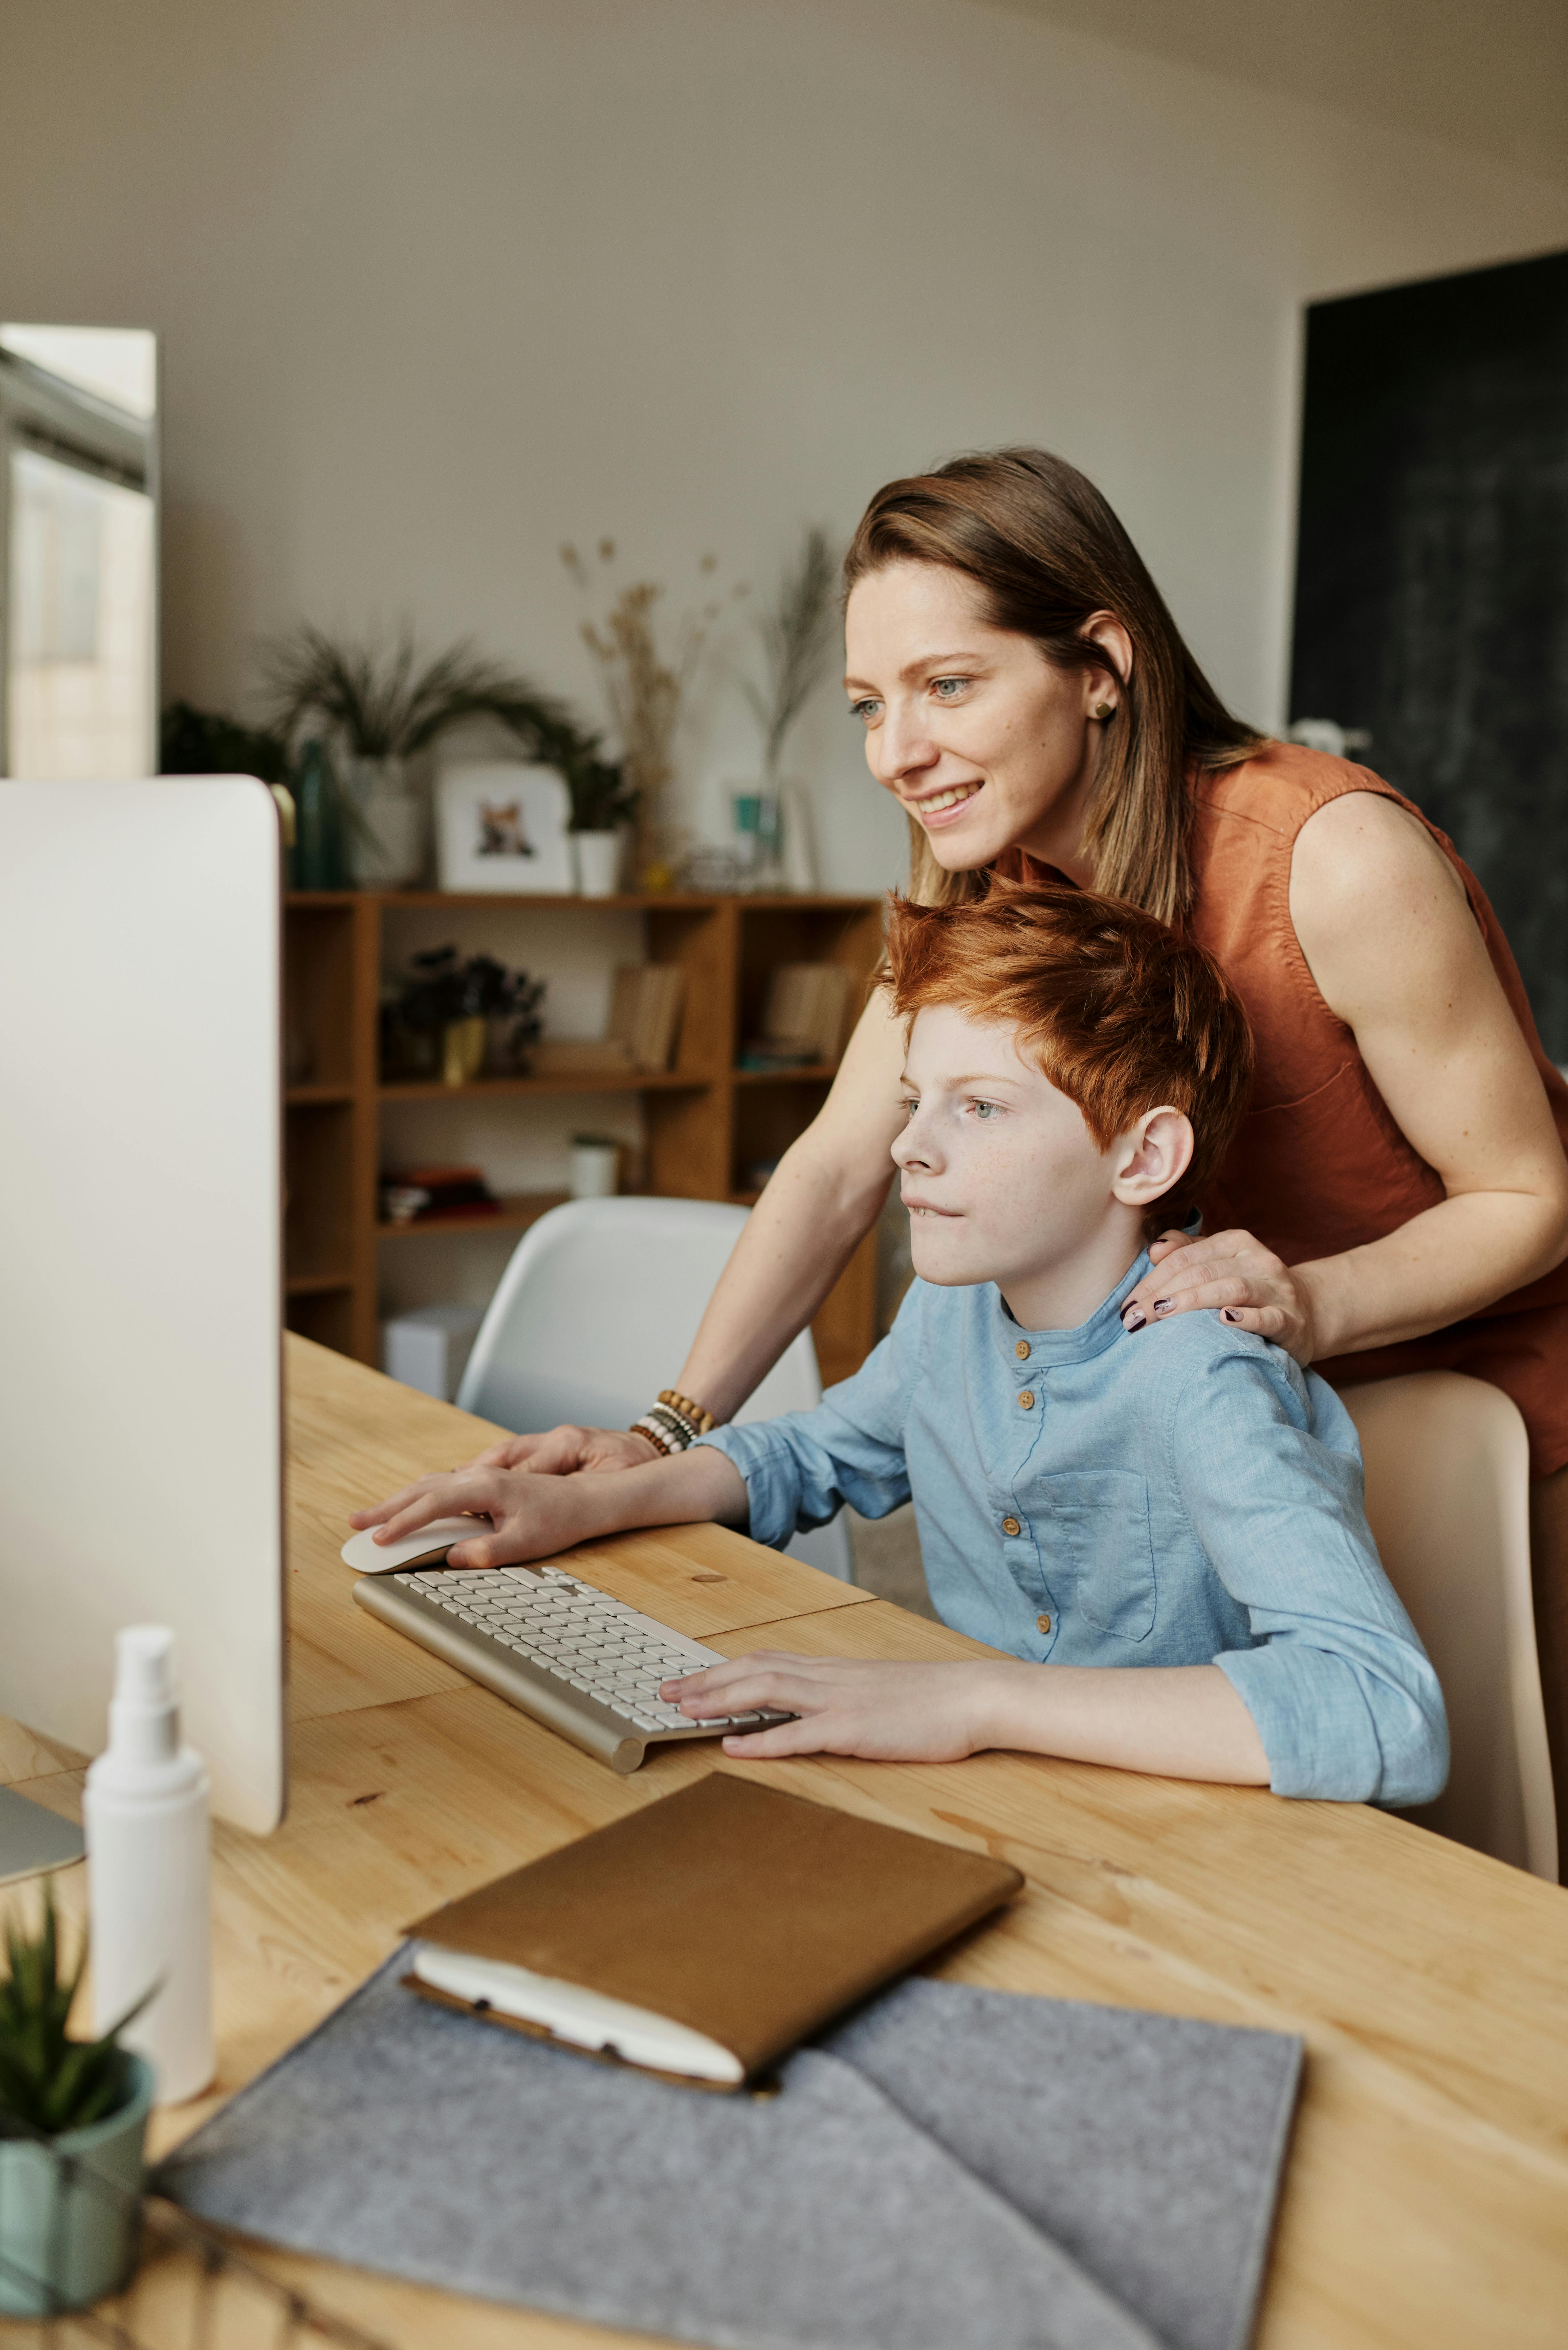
[660,1652,1007,1763]
[1119,1228,1324,1363]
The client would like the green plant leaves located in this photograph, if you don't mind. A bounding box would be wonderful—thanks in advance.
[0,1880,145,2139]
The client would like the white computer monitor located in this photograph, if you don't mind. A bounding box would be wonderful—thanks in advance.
[0,778,285,1856]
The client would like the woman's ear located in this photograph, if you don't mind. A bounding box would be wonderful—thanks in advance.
[1110,1106,1194,1210]
[1079,612,1134,706]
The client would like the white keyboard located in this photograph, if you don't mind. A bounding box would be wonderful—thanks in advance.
[351,1562,794,1774]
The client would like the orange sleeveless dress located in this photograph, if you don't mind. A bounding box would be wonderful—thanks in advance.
[1012,739,1568,1476]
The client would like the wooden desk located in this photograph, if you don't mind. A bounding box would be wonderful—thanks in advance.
[7,1335,1567,2348]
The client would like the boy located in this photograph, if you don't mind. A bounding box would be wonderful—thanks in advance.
[352,885,1447,1804]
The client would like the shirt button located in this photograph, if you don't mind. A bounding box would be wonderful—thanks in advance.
[1002,1516,1021,1537]
[1037,1614,1052,1635]
[1018,1390,1035,1410]
[1014,1340,1030,1360]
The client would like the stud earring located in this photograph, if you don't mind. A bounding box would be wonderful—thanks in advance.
[1092,701,1116,721]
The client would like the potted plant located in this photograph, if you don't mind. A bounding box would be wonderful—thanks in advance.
[261,628,604,890]
[380,947,546,1084]
[736,525,838,890]
[0,1881,154,2318]
[563,751,638,896]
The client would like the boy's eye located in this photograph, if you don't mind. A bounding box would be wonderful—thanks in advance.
[899,1095,918,1120]
[932,677,970,701]
[849,697,882,725]
[967,1098,1000,1119]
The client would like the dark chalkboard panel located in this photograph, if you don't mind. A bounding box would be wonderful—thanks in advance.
[1290,248,1568,1057]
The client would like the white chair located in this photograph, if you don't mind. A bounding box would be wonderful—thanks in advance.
[456,1197,856,1581]
[1338,1372,1557,1881]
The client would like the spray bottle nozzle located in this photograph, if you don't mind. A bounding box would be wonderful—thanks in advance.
[107,1624,180,1763]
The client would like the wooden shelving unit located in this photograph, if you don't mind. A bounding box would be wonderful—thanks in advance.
[282,889,885,1387]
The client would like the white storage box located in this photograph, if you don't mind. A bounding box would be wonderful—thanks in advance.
[380,1305,487,1402]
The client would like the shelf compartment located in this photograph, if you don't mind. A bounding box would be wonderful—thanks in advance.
[285,1271,353,1295]
[286,1083,355,1106]
[284,1100,354,1284]
[286,1287,355,1352]
[732,1063,839,1086]
[377,1191,569,1241]
[377,1070,713,1102]
[284,901,357,1090]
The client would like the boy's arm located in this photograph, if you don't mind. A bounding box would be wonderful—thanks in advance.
[658,1650,1272,1778]
[347,1444,750,1570]
[1163,1336,1449,1806]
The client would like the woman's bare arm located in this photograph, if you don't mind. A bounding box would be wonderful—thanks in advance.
[1121,792,1568,1357]
[672,983,907,1419]
[470,985,908,1474]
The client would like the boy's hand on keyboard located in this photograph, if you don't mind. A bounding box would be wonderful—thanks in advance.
[659,1652,1006,1763]
[348,1465,591,1568]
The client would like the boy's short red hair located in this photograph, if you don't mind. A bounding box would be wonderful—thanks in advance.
[886,882,1254,1235]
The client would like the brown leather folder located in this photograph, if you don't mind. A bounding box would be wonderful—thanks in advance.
[402,1772,1023,2088]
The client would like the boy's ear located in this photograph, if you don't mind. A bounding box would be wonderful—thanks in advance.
[1109,1106,1194,1210]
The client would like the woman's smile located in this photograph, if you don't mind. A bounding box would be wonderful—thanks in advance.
[905,780,985,826]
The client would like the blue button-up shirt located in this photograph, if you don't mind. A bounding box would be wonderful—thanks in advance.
[699,1252,1447,1806]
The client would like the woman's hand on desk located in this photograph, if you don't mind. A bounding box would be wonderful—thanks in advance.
[462,1426,660,1477]
[661,1653,999,1764]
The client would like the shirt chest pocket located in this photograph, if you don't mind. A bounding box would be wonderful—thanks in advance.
[1040,1470,1157,1643]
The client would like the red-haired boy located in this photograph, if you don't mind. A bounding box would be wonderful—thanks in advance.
[354,886,1446,1803]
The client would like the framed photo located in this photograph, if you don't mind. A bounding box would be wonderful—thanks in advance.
[435,761,574,894]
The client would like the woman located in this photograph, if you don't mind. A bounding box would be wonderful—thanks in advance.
[488,449,1568,1850]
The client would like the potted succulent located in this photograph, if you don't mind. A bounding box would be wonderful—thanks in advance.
[261,628,606,890]
[0,1881,154,2318]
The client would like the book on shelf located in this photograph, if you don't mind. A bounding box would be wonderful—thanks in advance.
[737,962,853,1071]
[527,966,686,1079]
[380,1165,500,1224]
[611,963,686,1071]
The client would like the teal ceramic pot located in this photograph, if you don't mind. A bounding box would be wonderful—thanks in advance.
[0,2054,154,2316]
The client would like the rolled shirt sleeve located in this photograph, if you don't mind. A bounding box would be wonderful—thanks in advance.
[694,1291,922,1550]
[1166,1337,1449,1806]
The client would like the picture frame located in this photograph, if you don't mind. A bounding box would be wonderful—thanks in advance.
[435,761,574,894]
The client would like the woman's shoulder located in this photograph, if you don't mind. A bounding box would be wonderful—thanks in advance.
[1194,737,1404,843]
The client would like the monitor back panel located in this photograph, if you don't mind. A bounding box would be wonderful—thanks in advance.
[0,778,285,1831]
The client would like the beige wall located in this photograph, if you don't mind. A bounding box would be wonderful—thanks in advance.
[4,0,1567,889]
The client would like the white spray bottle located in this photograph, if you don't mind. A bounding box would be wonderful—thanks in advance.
[83,1625,215,2103]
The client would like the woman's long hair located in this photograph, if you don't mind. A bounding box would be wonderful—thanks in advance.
[843,449,1268,924]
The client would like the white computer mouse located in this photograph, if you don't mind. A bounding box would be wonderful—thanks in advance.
[340,1516,491,1576]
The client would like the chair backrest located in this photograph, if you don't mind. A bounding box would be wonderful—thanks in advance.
[456,1198,854,1580]
[1338,1372,1557,1881]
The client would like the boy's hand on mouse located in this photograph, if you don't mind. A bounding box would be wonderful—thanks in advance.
[347,1466,589,1568]
[659,1652,1014,1764]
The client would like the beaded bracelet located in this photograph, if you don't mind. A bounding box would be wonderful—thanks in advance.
[629,1414,676,1456]
[628,1388,717,1454]
[658,1388,716,1434]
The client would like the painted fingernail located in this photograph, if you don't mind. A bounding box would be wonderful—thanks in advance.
[1121,1307,1146,1332]
[1221,1308,1241,1323]
[1152,1298,1173,1317]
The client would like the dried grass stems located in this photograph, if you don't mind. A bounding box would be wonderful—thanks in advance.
[740,525,840,780]
[563,542,724,869]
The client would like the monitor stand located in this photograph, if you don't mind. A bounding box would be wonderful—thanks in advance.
[0,1785,86,1888]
